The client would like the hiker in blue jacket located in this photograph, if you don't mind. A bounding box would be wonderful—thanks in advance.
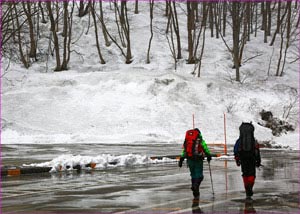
[234,122,261,199]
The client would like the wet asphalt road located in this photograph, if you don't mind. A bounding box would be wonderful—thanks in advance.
[1,144,299,213]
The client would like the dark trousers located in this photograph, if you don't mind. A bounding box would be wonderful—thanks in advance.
[187,159,204,198]
[240,156,256,197]
[240,156,256,177]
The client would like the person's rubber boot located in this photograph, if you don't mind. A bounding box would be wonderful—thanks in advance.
[243,176,255,198]
[248,176,255,197]
[191,178,202,200]
[192,200,203,213]
[245,185,252,199]
[191,182,199,199]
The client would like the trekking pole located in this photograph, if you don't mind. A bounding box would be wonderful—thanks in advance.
[208,162,215,196]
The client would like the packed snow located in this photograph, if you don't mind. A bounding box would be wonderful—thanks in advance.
[1,2,299,169]
[23,154,175,172]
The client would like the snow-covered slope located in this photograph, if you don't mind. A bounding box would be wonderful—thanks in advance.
[1,2,299,149]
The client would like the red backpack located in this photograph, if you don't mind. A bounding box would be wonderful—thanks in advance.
[183,129,204,158]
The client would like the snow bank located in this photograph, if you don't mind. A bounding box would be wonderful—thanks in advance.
[24,154,176,172]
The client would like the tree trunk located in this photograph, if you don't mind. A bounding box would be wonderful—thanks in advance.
[266,1,271,36]
[209,3,214,37]
[99,1,111,46]
[10,4,17,44]
[46,2,61,71]
[261,1,265,30]
[146,0,154,63]
[91,2,105,64]
[270,3,288,46]
[22,2,37,59]
[114,2,126,47]
[263,1,268,43]
[222,2,226,36]
[55,2,59,32]
[214,3,219,39]
[79,1,84,16]
[67,2,74,65]
[239,3,247,66]
[79,1,90,17]
[61,1,69,70]
[187,2,195,64]
[14,3,29,68]
[275,22,285,76]
[119,1,132,64]
[255,3,258,37]
[166,18,177,70]
[39,2,47,23]
[165,0,169,16]
[135,0,139,14]
[280,2,291,76]
[197,24,207,78]
[197,6,208,78]
[246,2,251,41]
[125,8,132,63]
[232,2,240,81]
[171,1,182,59]
[165,1,171,33]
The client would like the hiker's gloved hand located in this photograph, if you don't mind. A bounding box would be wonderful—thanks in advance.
[235,156,241,166]
[207,155,212,163]
[256,160,261,167]
[178,157,184,168]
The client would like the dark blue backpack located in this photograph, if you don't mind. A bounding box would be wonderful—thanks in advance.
[235,123,256,157]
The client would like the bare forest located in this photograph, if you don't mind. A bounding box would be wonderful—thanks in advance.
[1,1,299,81]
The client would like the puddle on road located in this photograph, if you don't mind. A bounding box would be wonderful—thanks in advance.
[214,191,300,213]
[1,147,299,213]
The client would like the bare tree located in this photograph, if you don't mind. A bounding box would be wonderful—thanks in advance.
[93,5,127,59]
[165,1,171,33]
[146,0,154,64]
[222,2,227,36]
[55,2,59,32]
[261,1,265,31]
[99,1,111,47]
[187,1,196,64]
[2,3,17,48]
[22,2,36,59]
[91,2,105,64]
[166,17,177,70]
[114,2,126,48]
[135,0,139,14]
[61,1,69,70]
[246,2,251,41]
[79,0,90,17]
[13,3,29,68]
[231,2,242,81]
[208,2,214,38]
[169,1,182,59]
[165,0,169,17]
[46,1,61,71]
[270,2,288,46]
[266,1,271,36]
[119,1,132,63]
[254,2,258,37]
[278,1,292,76]
[66,1,75,65]
[196,6,208,78]
[213,2,220,39]
[38,2,47,23]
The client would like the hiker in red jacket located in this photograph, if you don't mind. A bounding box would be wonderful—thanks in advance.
[178,128,212,200]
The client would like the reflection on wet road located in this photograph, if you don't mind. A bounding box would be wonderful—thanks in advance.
[1,144,299,213]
